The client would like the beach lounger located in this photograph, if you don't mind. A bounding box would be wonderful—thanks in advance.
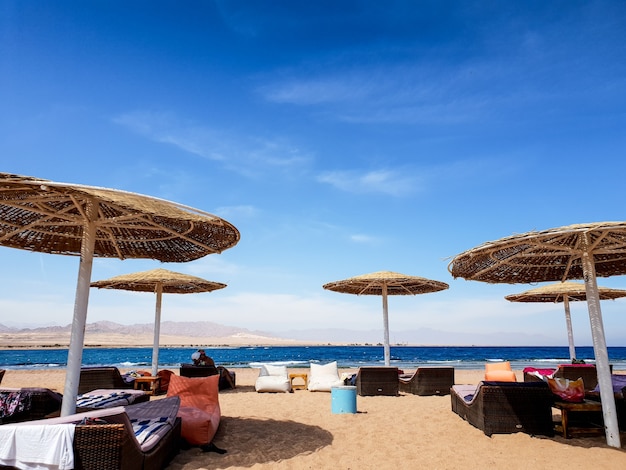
[0,396,181,470]
[0,387,63,424]
[0,369,5,385]
[78,366,134,394]
[450,381,555,436]
[356,367,399,396]
[399,367,455,396]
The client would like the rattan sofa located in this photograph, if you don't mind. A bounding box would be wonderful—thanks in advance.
[399,367,455,396]
[0,396,181,470]
[450,381,555,436]
[356,367,399,396]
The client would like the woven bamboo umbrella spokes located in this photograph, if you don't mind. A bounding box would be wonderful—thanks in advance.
[323,271,449,366]
[92,268,226,376]
[449,221,626,448]
[0,172,240,416]
[505,282,626,361]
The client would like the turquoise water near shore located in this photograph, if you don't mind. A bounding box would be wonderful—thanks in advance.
[2,345,626,371]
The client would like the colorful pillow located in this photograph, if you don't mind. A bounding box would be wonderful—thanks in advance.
[547,377,585,402]
[130,416,170,445]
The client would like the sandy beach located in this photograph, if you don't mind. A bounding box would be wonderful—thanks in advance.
[3,368,626,469]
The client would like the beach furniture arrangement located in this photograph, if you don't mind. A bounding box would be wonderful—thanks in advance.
[356,367,399,396]
[307,361,343,392]
[254,364,292,393]
[179,364,236,391]
[484,361,517,382]
[399,367,455,396]
[0,396,182,470]
[450,381,555,436]
[166,374,222,452]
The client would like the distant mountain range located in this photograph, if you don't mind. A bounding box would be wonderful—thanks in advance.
[0,320,566,347]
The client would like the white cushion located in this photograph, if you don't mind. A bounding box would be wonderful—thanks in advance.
[258,364,288,378]
[308,361,343,392]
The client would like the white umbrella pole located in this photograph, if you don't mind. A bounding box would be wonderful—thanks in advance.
[581,237,620,448]
[563,295,576,360]
[382,284,390,366]
[61,203,97,417]
[151,283,163,377]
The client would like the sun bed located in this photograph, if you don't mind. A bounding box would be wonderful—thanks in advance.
[399,367,455,396]
[450,381,555,436]
[356,367,399,396]
[78,367,135,395]
[0,396,181,470]
[0,387,63,424]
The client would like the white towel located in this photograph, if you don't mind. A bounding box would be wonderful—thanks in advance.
[0,423,75,470]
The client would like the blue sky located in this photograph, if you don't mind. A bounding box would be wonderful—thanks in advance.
[2,1,626,346]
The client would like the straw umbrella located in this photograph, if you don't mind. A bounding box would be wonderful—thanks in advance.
[323,271,449,366]
[448,221,626,448]
[505,282,626,361]
[0,172,239,415]
[91,268,227,376]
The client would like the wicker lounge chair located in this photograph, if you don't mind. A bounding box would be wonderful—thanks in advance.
[0,396,181,470]
[356,367,399,396]
[399,367,454,396]
[78,366,135,394]
[0,387,63,424]
[450,381,555,436]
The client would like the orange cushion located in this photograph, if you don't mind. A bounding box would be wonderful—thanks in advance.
[485,370,517,382]
[485,361,512,372]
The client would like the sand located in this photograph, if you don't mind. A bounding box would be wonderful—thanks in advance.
[3,368,626,469]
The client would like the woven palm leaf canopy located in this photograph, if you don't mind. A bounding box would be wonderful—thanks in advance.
[506,282,626,361]
[449,221,626,448]
[323,271,449,366]
[0,172,240,415]
[91,268,227,376]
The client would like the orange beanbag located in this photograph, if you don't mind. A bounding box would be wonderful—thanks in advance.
[167,374,221,445]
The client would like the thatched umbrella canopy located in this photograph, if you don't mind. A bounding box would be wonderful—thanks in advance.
[449,222,626,448]
[323,271,449,366]
[0,172,239,415]
[506,282,626,360]
[91,268,227,376]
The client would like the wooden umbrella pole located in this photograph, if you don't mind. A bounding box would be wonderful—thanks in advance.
[581,235,620,448]
[382,283,390,367]
[62,200,97,417]
[562,295,576,360]
[151,283,163,377]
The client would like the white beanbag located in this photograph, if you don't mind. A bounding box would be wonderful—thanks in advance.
[255,364,291,393]
[308,361,343,392]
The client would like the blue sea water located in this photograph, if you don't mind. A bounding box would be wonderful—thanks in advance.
[2,345,626,371]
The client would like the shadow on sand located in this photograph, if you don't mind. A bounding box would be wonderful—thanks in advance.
[168,416,333,469]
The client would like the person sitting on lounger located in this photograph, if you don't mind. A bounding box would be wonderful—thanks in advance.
[191,349,235,389]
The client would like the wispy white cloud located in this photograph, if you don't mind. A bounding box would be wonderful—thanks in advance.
[113,111,313,178]
[317,169,421,196]
[349,234,379,244]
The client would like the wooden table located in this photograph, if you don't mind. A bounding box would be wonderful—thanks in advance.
[553,400,604,438]
[133,376,161,395]
[289,373,308,390]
